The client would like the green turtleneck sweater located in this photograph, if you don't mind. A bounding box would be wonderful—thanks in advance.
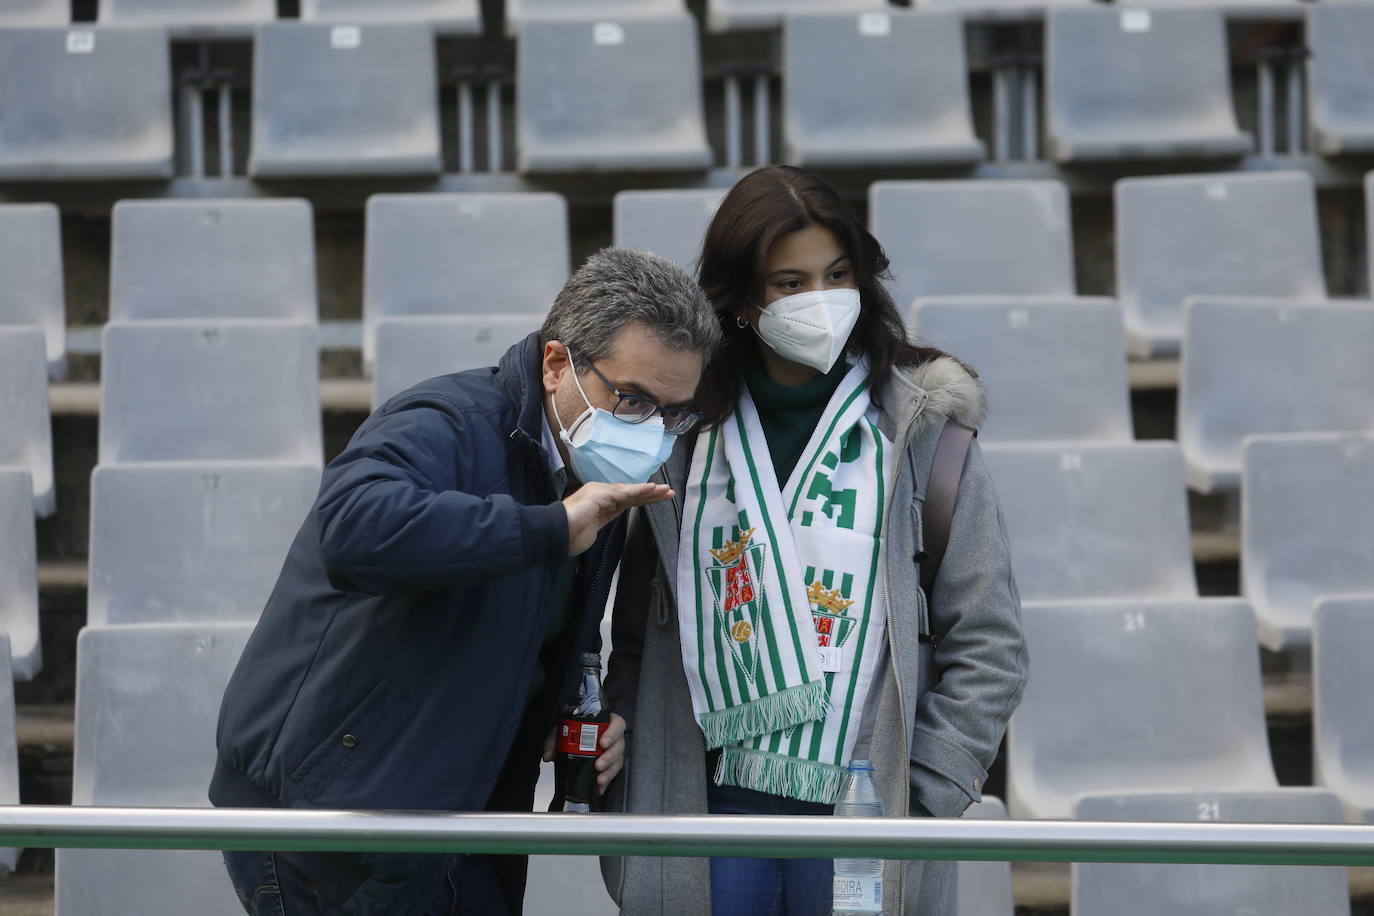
[743,358,850,486]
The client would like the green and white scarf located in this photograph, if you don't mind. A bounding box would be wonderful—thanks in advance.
[677,364,893,804]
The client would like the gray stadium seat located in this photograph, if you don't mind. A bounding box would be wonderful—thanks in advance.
[1045,7,1251,163]
[506,0,684,36]
[250,22,441,178]
[99,0,273,35]
[363,192,568,370]
[0,26,174,181]
[0,470,41,681]
[111,199,317,322]
[870,180,1075,311]
[1007,599,1278,820]
[1309,3,1374,156]
[1313,595,1374,823]
[301,0,480,34]
[708,0,888,32]
[1074,790,1349,916]
[0,329,54,517]
[1120,0,1303,15]
[98,320,322,466]
[0,636,17,870]
[1242,433,1374,650]
[612,189,726,272]
[88,463,320,626]
[0,0,66,25]
[56,622,252,916]
[516,13,712,174]
[372,316,546,407]
[782,10,983,168]
[912,0,1089,18]
[1115,171,1325,357]
[909,297,1132,444]
[1178,299,1374,494]
[958,797,1013,916]
[0,203,65,377]
[980,442,1196,603]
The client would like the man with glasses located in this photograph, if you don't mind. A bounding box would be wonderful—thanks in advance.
[211,248,720,915]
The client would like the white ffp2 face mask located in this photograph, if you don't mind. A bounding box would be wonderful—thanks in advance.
[754,287,862,374]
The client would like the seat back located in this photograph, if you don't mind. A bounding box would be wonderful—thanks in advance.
[56,623,253,916]
[0,203,65,375]
[910,297,1131,444]
[1045,7,1248,162]
[1242,433,1374,649]
[1307,3,1374,155]
[516,13,711,173]
[372,315,546,406]
[0,470,40,681]
[870,180,1075,309]
[980,442,1196,602]
[98,320,322,465]
[1313,595,1374,823]
[88,463,320,626]
[111,199,317,322]
[1074,790,1349,916]
[613,189,726,272]
[300,0,481,33]
[1178,298,1374,493]
[1007,599,1277,819]
[1115,171,1324,356]
[0,328,54,516]
[0,26,173,180]
[363,192,568,368]
[782,10,982,167]
[250,22,441,178]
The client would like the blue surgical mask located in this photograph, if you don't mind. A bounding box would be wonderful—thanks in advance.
[556,367,677,486]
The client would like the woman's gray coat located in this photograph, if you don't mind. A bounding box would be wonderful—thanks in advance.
[600,356,1028,915]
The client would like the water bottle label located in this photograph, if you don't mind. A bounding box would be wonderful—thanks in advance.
[555,718,608,756]
[832,875,882,912]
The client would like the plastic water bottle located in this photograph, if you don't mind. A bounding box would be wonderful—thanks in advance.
[832,759,884,915]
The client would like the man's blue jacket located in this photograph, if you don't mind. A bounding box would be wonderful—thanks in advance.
[210,333,624,909]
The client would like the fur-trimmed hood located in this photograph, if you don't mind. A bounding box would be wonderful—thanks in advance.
[890,354,988,441]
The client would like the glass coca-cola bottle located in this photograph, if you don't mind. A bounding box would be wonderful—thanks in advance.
[555,652,610,813]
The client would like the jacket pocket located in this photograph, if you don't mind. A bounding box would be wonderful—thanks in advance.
[290,678,410,802]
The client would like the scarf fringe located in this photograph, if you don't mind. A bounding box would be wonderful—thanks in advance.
[717,745,846,806]
[696,679,830,750]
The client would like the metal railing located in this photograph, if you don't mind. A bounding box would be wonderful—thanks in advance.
[2,807,1373,866]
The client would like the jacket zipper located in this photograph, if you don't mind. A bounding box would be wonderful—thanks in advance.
[883,391,928,914]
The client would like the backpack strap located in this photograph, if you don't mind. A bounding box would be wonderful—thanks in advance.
[920,419,977,608]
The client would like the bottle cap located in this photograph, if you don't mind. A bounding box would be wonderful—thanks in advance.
[847,759,874,771]
[578,652,602,668]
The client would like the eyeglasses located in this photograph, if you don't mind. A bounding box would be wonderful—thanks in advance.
[572,351,703,436]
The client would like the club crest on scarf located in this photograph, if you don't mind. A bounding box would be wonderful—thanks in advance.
[807,574,856,663]
[706,526,765,684]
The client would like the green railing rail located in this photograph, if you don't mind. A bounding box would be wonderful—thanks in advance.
[2,807,1373,866]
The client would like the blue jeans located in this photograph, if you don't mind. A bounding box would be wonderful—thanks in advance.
[707,782,835,916]
[223,850,458,915]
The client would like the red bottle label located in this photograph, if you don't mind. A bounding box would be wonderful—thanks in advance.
[555,718,609,756]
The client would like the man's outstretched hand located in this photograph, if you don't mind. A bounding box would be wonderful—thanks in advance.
[563,482,673,555]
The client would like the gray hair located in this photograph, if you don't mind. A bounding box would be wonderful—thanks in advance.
[540,247,720,366]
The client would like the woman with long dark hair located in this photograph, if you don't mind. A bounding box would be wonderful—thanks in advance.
[602,166,1027,915]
